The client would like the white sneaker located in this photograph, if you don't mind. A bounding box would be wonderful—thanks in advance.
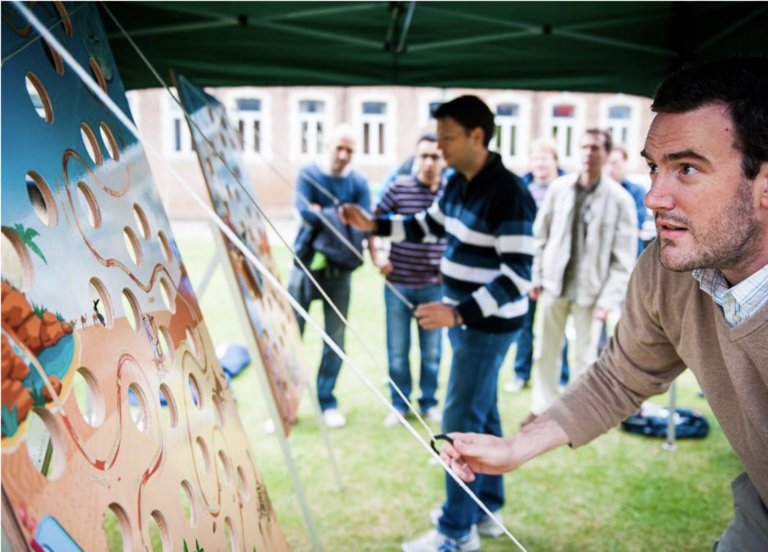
[503,378,528,393]
[402,527,480,552]
[424,407,443,424]
[430,508,504,539]
[384,410,405,428]
[322,408,346,429]
[476,512,505,538]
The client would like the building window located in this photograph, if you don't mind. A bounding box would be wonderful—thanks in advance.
[234,97,262,154]
[428,101,443,119]
[550,104,577,161]
[360,101,387,156]
[607,104,632,146]
[166,88,193,155]
[492,103,521,159]
[299,100,326,156]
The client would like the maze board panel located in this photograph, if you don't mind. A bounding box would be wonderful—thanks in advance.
[0,3,287,551]
[174,73,309,436]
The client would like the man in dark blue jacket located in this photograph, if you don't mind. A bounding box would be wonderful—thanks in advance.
[288,124,371,429]
[342,96,535,552]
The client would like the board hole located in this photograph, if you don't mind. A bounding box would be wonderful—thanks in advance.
[25,72,53,123]
[1,227,34,291]
[89,277,113,327]
[123,226,143,266]
[81,122,103,166]
[76,181,102,229]
[121,288,141,332]
[127,383,150,433]
[73,367,105,427]
[158,383,177,428]
[100,122,120,161]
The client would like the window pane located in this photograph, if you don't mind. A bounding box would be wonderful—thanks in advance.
[238,120,245,150]
[621,127,628,144]
[316,122,323,154]
[378,123,385,155]
[496,103,519,117]
[363,102,386,115]
[428,102,442,119]
[236,98,261,112]
[254,121,261,153]
[495,125,502,150]
[363,122,370,154]
[553,105,575,118]
[174,118,182,151]
[510,125,517,157]
[608,105,631,119]
[566,127,573,156]
[301,121,308,154]
[300,100,325,113]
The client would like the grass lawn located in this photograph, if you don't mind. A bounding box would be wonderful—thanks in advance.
[177,232,742,552]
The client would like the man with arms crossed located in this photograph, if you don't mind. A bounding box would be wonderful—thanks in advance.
[441,58,768,550]
[374,134,447,428]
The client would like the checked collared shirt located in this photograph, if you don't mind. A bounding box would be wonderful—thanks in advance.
[693,263,768,327]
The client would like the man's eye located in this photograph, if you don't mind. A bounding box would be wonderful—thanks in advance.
[680,164,699,176]
[647,164,658,176]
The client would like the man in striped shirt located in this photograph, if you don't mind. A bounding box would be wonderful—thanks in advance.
[343,95,536,552]
[373,134,448,428]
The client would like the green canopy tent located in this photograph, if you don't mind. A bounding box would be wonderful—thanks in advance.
[102,1,768,97]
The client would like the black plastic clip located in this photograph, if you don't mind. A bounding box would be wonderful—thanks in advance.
[430,433,454,455]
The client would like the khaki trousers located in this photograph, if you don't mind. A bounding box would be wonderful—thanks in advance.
[530,291,601,415]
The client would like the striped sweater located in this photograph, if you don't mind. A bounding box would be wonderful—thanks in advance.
[376,153,537,333]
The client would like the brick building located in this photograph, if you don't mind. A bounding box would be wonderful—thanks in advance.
[128,86,653,219]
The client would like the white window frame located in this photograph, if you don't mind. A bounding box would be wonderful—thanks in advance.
[599,94,642,162]
[487,92,531,170]
[162,87,195,158]
[352,93,396,165]
[541,93,587,170]
[225,89,272,163]
[289,91,334,163]
[418,90,453,127]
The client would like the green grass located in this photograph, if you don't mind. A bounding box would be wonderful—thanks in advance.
[177,234,742,552]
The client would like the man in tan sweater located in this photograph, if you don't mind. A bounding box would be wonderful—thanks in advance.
[441,57,768,550]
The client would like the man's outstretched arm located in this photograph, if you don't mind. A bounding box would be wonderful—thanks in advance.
[440,413,570,482]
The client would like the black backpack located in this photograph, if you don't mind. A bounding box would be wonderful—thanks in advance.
[621,405,710,439]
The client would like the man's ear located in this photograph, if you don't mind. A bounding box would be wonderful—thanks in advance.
[757,162,768,210]
[470,127,485,148]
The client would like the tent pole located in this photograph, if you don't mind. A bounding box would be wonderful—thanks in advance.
[397,1,417,53]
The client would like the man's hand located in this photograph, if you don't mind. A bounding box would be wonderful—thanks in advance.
[415,302,461,329]
[529,286,542,301]
[439,413,571,482]
[339,204,376,232]
[593,306,610,322]
[375,258,393,276]
[309,203,322,213]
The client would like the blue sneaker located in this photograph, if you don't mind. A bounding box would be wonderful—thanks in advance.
[401,527,481,552]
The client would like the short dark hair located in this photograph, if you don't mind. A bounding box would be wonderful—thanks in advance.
[433,96,495,148]
[611,144,629,160]
[651,57,768,180]
[584,128,613,153]
[418,133,438,145]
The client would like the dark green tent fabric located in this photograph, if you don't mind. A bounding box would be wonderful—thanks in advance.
[101,1,768,97]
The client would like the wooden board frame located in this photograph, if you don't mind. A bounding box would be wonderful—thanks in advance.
[1,3,287,550]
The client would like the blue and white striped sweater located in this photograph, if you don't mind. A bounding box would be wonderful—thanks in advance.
[377,153,536,333]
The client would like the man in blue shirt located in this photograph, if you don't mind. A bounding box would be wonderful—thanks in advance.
[287,124,371,429]
[342,96,536,552]
[606,144,647,256]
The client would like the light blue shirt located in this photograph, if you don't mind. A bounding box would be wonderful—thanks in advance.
[693,263,768,326]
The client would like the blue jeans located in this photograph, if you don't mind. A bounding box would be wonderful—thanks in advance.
[288,265,351,411]
[384,284,442,413]
[513,298,570,385]
[438,325,519,539]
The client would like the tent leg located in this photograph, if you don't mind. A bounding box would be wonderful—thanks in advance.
[306,381,345,492]
[662,381,677,452]
[195,251,220,299]
[206,222,324,550]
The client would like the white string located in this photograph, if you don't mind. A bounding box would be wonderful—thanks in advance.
[13,4,527,550]
[99,2,429,437]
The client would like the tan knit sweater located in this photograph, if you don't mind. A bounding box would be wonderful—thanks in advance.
[549,239,768,505]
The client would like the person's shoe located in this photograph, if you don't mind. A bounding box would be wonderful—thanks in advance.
[503,378,528,393]
[424,407,443,424]
[520,412,537,428]
[322,408,346,429]
[476,512,505,538]
[384,410,405,428]
[402,527,480,552]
